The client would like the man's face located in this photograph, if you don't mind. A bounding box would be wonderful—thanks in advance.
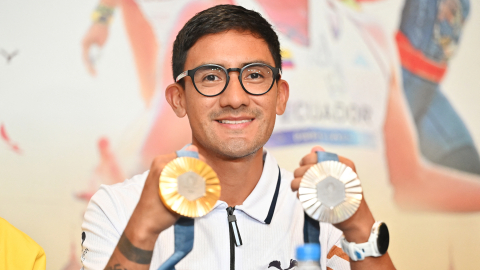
[179,30,288,159]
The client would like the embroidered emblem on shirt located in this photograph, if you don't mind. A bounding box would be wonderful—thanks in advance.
[81,248,89,262]
[81,232,88,262]
[82,231,86,245]
[268,259,298,269]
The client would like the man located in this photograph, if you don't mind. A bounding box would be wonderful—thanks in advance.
[81,5,395,270]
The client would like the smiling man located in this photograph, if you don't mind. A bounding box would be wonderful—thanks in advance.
[81,5,395,270]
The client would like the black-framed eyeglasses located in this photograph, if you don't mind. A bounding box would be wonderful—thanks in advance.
[175,63,282,97]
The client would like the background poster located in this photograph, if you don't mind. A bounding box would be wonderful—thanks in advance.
[1,0,479,269]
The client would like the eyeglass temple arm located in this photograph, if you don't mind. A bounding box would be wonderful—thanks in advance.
[175,71,188,82]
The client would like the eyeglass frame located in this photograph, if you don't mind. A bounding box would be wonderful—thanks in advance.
[175,62,282,97]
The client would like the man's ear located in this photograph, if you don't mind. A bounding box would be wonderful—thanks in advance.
[165,83,187,118]
[276,79,289,115]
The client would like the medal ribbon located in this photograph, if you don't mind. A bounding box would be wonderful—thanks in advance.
[157,146,199,270]
[303,151,339,254]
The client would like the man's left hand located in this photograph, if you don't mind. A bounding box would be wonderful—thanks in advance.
[291,146,375,243]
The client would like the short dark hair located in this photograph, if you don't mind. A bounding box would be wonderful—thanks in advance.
[172,4,282,84]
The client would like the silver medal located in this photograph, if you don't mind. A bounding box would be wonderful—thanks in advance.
[299,160,362,224]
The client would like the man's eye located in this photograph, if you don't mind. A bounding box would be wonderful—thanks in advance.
[247,73,262,79]
[205,75,218,81]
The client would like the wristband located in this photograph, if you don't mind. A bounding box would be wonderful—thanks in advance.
[91,4,115,25]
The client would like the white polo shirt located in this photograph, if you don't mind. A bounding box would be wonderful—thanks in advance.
[81,150,350,270]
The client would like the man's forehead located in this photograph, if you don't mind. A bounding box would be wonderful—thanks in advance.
[184,30,275,69]
[195,30,264,44]
[194,60,274,69]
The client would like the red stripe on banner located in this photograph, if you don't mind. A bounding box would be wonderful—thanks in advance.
[396,32,447,83]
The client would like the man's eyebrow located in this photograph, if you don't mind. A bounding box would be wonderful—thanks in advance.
[240,60,272,67]
[196,60,274,68]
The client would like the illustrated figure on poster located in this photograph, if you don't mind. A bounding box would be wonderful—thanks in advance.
[395,0,480,174]
[79,0,480,210]
[58,0,479,268]
[386,0,480,210]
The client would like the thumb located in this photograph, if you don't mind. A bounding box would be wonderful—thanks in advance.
[183,144,207,162]
[310,145,325,153]
[183,144,198,153]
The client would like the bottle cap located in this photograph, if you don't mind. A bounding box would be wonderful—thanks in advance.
[296,243,321,261]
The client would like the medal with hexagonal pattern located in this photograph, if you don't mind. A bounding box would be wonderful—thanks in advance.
[159,157,220,218]
[299,160,363,224]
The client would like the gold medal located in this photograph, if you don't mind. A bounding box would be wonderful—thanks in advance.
[159,157,220,218]
[299,160,362,224]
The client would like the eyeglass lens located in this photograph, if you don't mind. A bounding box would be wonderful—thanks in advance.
[193,64,274,96]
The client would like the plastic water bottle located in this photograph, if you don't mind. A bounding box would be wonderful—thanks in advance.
[296,244,321,270]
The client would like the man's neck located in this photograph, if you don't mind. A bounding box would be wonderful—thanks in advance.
[196,145,265,207]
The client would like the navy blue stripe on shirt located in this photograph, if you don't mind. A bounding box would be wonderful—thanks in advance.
[264,167,281,224]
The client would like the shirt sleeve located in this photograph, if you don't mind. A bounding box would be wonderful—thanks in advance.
[80,185,127,270]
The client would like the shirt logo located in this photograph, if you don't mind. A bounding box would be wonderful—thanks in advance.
[81,232,88,262]
[268,259,298,269]
[82,232,86,245]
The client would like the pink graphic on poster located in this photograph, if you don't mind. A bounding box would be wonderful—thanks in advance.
[1,123,22,154]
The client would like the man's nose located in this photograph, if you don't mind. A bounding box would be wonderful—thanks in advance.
[219,73,250,108]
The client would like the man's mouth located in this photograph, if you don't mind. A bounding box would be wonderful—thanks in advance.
[216,119,253,124]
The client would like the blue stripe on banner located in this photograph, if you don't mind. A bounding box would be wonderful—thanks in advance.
[265,128,376,147]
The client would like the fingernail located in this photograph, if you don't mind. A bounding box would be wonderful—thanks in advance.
[311,145,325,152]
[185,145,198,152]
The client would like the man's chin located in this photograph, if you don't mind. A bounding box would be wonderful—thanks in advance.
[213,139,263,160]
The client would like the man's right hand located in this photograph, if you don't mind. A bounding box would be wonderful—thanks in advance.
[105,145,200,268]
